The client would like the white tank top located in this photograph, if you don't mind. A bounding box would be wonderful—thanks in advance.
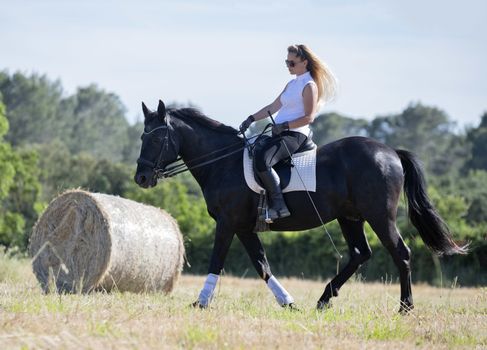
[275,71,316,135]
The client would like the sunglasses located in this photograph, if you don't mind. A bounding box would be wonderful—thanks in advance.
[285,59,302,68]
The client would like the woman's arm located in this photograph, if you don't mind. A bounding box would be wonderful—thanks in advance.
[239,95,282,133]
[287,83,318,129]
[251,96,282,121]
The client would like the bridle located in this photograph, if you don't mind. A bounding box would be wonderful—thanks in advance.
[136,116,175,176]
[136,113,246,179]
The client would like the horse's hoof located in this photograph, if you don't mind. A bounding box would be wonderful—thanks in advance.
[316,300,332,311]
[398,302,414,315]
[282,303,300,312]
[190,300,209,309]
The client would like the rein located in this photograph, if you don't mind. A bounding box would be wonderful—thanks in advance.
[158,127,271,178]
[137,113,273,179]
[158,142,244,178]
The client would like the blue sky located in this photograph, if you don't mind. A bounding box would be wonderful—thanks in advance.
[2,0,486,128]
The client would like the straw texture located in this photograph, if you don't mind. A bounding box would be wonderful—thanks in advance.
[29,190,184,294]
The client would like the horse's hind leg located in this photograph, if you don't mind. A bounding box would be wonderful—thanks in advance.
[317,218,372,309]
[368,217,413,313]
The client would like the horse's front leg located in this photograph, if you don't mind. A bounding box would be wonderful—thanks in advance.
[236,231,296,308]
[194,221,234,308]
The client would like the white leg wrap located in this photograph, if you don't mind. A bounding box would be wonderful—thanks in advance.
[267,276,294,306]
[198,273,219,307]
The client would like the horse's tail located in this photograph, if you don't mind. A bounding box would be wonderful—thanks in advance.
[395,149,468,256]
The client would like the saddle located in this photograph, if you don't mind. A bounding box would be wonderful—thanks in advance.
[250,134,317,190]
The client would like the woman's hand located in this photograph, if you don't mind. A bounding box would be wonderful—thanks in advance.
[239,115,254,133]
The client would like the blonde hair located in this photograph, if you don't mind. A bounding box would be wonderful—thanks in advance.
[288,44,337,104]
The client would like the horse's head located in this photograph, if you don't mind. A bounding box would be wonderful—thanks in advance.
[134,100,180,188]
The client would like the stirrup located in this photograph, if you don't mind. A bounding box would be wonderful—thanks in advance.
[254,190,290,230]
[265,208,273,224]
[264,207,291,224]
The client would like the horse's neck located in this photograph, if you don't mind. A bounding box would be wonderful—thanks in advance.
[179,127,239,160]
[177,120,241,186]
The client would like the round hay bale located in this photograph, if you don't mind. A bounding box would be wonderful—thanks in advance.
[29,189,184,294]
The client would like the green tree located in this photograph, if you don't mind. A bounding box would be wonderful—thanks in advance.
[0,72,133,162]
[85,160,132,195]
[368,103,467,177]
[465,112,487,171]
[0,102,14,199]
[0,100,22,248]
[122,121,144,165]
[61,84,130,161]
[311,112,369,145]
[0,102,15,199]
[0,71,64,147]
[456,170,487,224]
[1,149,45,249]
[34,142,134,199]
[33,141,97,200]
[0,101,44,249]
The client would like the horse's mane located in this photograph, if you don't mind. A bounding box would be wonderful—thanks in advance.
[168,108,239,135]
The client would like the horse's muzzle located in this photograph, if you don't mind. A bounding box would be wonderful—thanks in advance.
[134,172,157,188]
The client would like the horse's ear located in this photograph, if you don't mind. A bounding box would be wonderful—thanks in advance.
[142,102,150,118]
[157,100,166,119]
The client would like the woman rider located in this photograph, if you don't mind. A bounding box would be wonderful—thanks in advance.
[239,44,337,223]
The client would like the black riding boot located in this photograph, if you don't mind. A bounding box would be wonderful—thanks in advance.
[257,170,291,223]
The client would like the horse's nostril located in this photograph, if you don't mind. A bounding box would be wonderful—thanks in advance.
[135,174,147,185]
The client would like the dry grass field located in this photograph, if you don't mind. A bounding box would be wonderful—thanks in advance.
[0,255,486,349]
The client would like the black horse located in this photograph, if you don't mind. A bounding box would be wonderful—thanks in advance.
[135,100,466,313]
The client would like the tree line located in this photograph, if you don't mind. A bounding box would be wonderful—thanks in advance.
[0,70,485,285]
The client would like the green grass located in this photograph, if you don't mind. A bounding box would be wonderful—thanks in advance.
[0,255,486,349]
[0,250,32,284]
